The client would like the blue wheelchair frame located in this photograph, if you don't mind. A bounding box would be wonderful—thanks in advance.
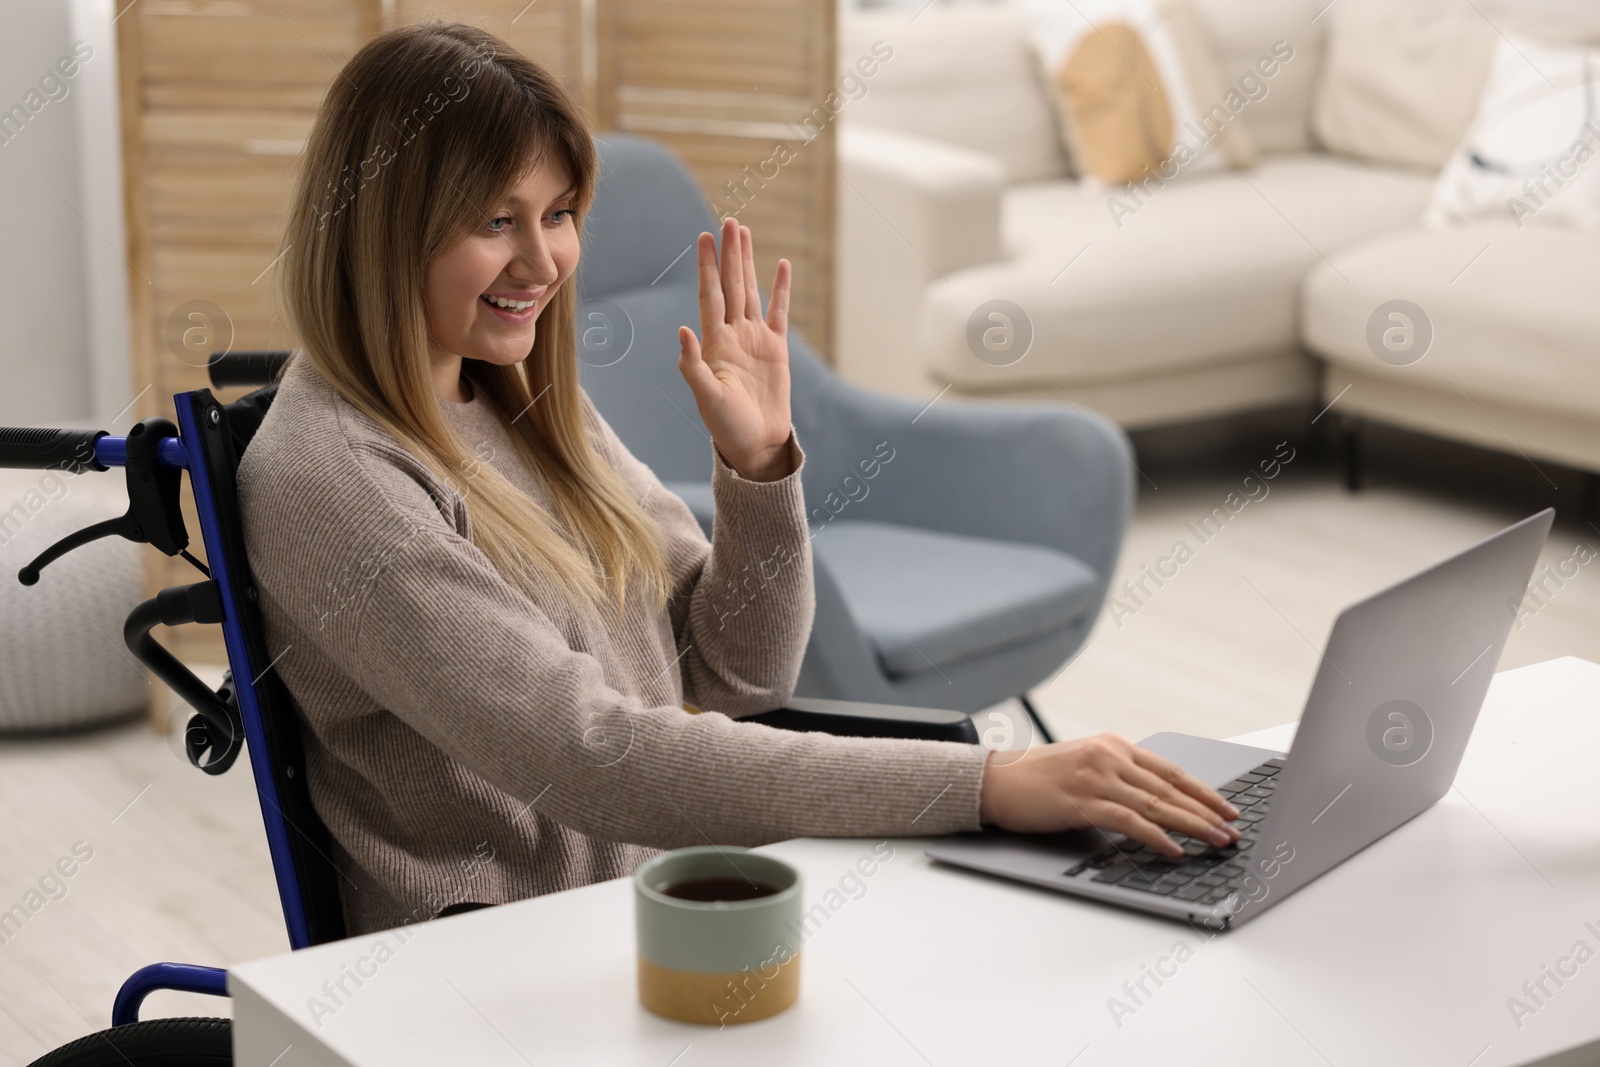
[3,351,978,1048]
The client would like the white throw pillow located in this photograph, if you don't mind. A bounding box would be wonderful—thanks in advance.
[1425,36,1600,230]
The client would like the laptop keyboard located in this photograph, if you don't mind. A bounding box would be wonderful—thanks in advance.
[1062,757,1285,907]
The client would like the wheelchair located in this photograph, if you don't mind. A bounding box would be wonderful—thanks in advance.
[4,350,979,1065]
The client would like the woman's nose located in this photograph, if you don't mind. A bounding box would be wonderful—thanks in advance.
[506,235,558,286]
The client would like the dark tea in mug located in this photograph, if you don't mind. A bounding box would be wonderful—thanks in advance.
[657,876,781,902]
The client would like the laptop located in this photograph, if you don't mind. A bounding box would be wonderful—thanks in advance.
[925,508,1554,930]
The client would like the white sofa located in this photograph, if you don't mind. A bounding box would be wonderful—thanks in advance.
[835,0,1600,473]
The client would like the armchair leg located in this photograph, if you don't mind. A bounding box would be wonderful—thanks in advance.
[1017,693,1056,746]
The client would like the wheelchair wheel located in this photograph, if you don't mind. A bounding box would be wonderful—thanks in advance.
[28,1017,231,1066]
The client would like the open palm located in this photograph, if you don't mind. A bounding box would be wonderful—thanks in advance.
[676,216,794,482]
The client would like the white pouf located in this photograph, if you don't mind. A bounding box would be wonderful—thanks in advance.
[0,466,148,733]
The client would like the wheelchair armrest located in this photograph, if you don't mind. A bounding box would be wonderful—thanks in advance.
[742,696,978,744]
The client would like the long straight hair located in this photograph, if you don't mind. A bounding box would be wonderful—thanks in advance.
[277,21,668,614]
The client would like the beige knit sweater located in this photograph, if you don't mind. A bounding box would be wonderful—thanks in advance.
[236,355,987,936]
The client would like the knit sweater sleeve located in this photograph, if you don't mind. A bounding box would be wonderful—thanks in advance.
[242,411,986,847]
[576,391,814,716]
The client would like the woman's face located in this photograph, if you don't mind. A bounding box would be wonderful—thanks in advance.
[423,151,580,379]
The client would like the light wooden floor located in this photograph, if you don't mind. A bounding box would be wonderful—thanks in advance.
[1,409,1596,1062]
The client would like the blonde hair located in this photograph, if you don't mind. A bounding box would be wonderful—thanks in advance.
[276,21,668,613]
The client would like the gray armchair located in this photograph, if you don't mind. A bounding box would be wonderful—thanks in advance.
[575,133,1134,738]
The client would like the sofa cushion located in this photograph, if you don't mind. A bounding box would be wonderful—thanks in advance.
[840,6,1072,183]
[813,520,1100,678]
[1311,0,1498,171]
[1301,223,1600,418]
[1187,0,1325,154]
[925,155,1433,391]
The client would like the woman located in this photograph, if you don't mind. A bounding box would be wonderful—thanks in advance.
[237,21,1238,936]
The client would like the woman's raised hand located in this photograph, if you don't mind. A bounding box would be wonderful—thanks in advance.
[677,216,795,482]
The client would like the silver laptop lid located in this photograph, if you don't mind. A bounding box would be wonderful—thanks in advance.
[1229,507,1554,924]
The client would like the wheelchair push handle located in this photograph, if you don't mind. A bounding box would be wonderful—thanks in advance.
[1,352,285,471]
[0,426,108,472]
[208,349,290,389]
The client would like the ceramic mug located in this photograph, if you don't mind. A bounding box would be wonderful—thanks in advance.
[634,846,803,1026]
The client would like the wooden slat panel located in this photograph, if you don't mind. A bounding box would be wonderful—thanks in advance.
[397,0,587,107]
[596,0,835,357]
[615,60,810,96]
[138,1,373,112]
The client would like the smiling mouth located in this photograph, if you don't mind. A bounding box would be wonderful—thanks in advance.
[480,290,544,322]
[482,291,541,309]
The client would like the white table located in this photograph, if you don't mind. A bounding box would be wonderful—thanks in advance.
[232,657,1600,1066]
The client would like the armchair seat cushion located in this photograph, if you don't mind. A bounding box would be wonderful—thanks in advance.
[814,520,1100,679]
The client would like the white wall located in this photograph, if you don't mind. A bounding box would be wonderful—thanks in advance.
[0,0,131,432]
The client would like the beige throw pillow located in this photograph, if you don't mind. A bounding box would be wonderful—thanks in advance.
[1020,0,1256,186]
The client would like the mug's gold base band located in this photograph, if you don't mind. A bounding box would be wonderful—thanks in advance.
[637,951,801,1026]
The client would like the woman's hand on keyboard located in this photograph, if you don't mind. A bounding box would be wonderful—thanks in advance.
[976,733,1240,858]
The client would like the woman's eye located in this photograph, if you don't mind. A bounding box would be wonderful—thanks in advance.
[486,215,513,233]
[547,208,574,225]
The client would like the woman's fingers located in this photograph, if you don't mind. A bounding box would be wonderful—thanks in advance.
[677,325,718,398]
[677,323,701,365]
[1129,746,1239,820]
[720,216,745,322]
[694,219,785,333]
[1096,777,1237,849]
[696,231,725,334]
[1073,796,1185,858]
[767,258,791,336]
[1117,760,1238,834]
[739,225,762,321]
[675,326,726,422]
